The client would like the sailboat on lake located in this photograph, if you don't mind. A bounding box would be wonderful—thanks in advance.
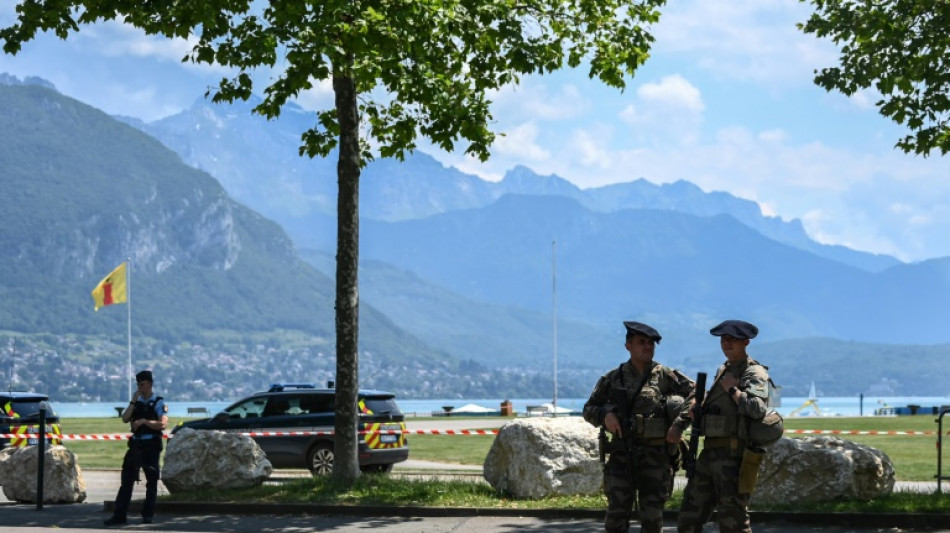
[788,382,840,417]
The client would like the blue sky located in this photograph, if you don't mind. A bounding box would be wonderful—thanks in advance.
[2,0,948,262]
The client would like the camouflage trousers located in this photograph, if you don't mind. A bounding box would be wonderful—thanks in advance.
[677,446,751,533]
[602,445,674,533]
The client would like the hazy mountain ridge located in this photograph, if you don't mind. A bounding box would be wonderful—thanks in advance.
[361,193,950,346]
[129,91,900,273]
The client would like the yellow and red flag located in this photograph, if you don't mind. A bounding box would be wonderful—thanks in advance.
[91,262,128,311]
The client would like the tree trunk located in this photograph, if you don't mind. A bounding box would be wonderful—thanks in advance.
[331,71,361,485]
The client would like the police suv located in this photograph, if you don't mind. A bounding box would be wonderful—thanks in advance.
[0,391,62,449]
[173,383,409,475]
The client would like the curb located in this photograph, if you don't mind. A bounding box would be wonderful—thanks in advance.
[110,501,950,528]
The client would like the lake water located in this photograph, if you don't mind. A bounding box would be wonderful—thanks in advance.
[48,395,950,419]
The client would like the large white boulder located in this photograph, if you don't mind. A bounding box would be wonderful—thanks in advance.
[161,428,273,493]
[483,417,601,498]
[0,445,87,503]
[753,436,894,504]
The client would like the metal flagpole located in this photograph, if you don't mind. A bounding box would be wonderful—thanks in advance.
[126,258,132,400]
[552,240,558,417]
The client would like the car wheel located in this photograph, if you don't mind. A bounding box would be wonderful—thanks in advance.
[359,463,393,474]
[308,443,334,476]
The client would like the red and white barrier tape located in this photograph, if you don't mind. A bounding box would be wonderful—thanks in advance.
[0,429,501,440]
[785,429,941,436]
[3,428,946,440]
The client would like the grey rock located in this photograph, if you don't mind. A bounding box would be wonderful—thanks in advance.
[0,445,87,503]
[483,417,601,499]
[161,428,273,493]
[753,436,894,504]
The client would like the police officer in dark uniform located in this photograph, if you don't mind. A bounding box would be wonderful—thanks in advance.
[105,370,168,526]
[584,321,695,533]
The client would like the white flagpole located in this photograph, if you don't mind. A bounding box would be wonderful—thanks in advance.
[552,240,558,417]
[126,258,132,400]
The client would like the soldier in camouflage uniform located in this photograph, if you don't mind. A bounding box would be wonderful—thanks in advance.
[674,319,771,533]
[584,321,696,533]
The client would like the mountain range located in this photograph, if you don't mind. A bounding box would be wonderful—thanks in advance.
[134,94,902,274]
[0,76,446,368]
[2,73,949,398]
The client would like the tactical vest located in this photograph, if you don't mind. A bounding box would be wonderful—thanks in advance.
[620,362,671,439]
[701,359,767,439]
[131,396,164,439]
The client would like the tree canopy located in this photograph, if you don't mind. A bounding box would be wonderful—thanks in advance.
[3,0,665,162]
[800,0,950,156]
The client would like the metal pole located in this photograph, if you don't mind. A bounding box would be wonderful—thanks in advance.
[36,406,46,510]
[552,240,558,417]
[126,258,133,401]
[938,408,949,494]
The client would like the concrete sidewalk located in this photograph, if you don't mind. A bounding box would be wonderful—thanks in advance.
[0,469,947,532]
[2,500,950,533]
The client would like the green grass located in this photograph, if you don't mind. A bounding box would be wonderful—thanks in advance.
[59,417,190,469]
[59,415,949,481]
[159,474,950,514]
[407,433,497,465]
[760,491,950,514]
[162,474,609,509]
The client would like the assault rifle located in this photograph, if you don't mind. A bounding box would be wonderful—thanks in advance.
[683,372,707,479]
[609,387,636,482]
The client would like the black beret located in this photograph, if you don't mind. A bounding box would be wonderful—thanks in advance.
[135,370,153,382]
[710,320,758,340]
[623,321,662,343]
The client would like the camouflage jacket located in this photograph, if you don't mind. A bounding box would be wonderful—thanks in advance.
[584,360,696,434]
[689,357,771,439]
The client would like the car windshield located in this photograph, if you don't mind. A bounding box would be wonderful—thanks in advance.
[224,397,267,419]
[2,399,56,419]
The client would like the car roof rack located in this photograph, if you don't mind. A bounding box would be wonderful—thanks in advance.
[267,383,318,392]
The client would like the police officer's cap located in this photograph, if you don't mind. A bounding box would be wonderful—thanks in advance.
[709,320,758,340]
[623,321,661,343]
[135,370,153,383]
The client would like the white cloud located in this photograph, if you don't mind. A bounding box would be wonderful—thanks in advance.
[494,122,550,162]
[571,129,612,169]
[637,75,704,111]
[758,129,787,143]
[87,21,195,62]
[294,78,335,110]
[800,208,905,258]
[619,75,704,147]
[492,80,591,122]
[849,88,878,110]
[655,0,837,87]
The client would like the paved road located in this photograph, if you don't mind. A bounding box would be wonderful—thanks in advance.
[2,504,949,533]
